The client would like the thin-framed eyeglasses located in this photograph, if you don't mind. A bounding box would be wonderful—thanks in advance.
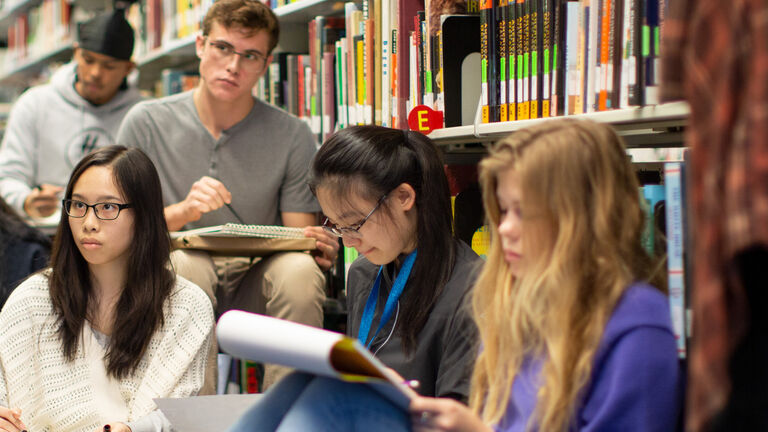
[206,39,268,71]
[62,199,133,221]
[322,194,388,238]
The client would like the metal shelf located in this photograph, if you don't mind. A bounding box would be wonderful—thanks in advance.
[429,101,690,150]
[274,0,348,23]
[0,41,74,86]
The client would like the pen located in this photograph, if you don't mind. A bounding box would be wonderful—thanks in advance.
[225,202,246,225]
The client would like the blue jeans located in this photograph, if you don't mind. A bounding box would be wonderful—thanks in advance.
[227,372,412,432]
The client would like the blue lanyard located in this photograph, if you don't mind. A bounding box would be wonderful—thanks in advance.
[357,249,418,349]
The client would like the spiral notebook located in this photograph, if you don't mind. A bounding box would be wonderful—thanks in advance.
[171,223,307,239]
[170,224,316,256]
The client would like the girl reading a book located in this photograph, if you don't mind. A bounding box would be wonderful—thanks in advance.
[0,146,214,432]
[228,119,682,432]
[312,125,481,400]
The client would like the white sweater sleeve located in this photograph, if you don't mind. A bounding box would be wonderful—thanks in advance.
[0,353,7,407]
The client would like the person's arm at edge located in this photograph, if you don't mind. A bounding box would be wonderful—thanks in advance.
[0,357,27,432]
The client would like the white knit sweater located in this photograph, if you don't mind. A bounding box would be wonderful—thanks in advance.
[0,273,214,432]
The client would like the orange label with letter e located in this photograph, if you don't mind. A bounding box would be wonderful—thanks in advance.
[408,105,444,135]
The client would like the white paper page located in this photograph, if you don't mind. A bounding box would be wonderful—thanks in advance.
[217,311,342,378]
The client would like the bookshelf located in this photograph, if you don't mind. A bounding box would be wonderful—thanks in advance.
[0,0,42,35]
[133,0,353,90]
[0,40,73,86]
[136,34,198,90]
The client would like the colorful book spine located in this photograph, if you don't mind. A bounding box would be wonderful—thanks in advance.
[664,162,687,358]
[498,0,509,122]
[541,0,552,117]
[480,0,493,123]
[516,0,529,120]
[529,0,539,119]
[508,0,517,120]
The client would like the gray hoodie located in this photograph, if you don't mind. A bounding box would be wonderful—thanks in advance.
[0,61,142,214]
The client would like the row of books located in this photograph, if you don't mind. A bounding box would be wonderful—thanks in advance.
[154,68,200,97]
[480,0,663,123]
[252,0,480,141]
[252,0,664,140]
[125,0,215,59]
[3,0,71,72]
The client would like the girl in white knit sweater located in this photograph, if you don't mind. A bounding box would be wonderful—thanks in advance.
[0,146,214,432]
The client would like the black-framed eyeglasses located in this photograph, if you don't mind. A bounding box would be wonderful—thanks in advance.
[62,199,133,221]
[322,194,387,238]
[206,39,268,71]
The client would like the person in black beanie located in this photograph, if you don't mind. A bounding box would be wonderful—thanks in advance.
[0,8,142,220]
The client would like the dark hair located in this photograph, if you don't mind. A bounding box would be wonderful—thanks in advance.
[309,126,456,354]
[0,198,51,290]
[202,0,280,54]
[49,146,174,379]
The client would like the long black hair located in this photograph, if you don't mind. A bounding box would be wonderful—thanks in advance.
[309,126,456,354]
[49,146,174,379]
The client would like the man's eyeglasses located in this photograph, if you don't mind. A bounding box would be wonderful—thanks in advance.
[207,39,268,71]
[322,195,387,238]
[63,199,133,220]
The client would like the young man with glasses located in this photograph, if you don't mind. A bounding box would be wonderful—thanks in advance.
[0,8,141,219]
[117,0,339,392]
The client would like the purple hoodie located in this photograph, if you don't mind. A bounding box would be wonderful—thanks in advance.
[494,283,682,431]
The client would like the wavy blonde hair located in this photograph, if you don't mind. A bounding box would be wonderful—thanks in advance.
[469,119,666,431]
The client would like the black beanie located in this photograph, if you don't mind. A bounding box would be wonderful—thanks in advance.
[77,8,135,60]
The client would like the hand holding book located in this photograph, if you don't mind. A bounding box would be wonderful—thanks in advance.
[303,225,340,271]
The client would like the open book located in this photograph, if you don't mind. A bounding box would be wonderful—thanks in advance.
[217,310,419,409]
[170,224,316,256]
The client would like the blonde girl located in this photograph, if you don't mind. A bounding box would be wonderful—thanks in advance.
[411,118,681,431]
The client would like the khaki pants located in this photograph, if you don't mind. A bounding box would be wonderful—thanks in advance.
[171,249,326,393]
